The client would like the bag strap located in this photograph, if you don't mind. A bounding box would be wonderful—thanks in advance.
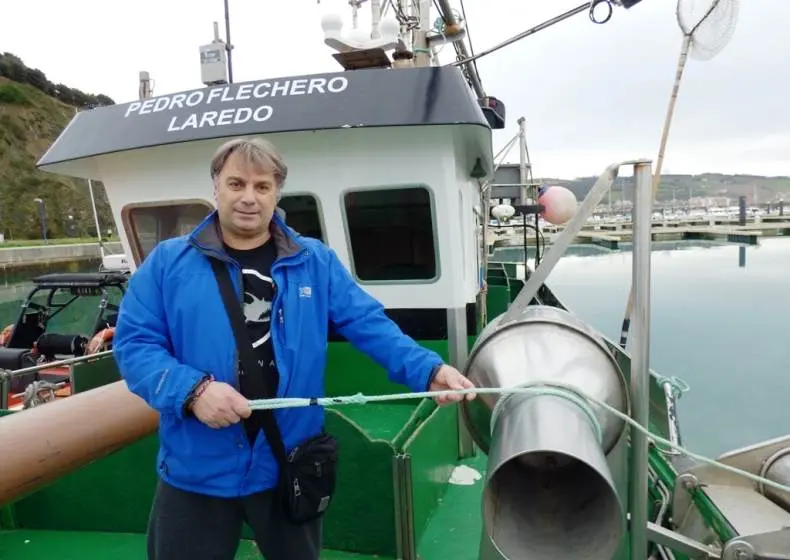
[209,257,290,473]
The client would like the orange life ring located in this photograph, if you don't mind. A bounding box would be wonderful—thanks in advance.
[0,324,13,347]
[86,327,115,355]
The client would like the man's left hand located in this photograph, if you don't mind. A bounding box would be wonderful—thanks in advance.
[428,365,477,406]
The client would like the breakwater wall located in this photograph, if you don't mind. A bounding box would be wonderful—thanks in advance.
[0,242,124,284]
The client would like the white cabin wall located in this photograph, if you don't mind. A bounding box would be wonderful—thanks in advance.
[455,174,484,304]
[94,126,483,311]
[451,125,491,306]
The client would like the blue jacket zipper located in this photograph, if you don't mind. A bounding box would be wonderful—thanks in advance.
[269,249,309,398]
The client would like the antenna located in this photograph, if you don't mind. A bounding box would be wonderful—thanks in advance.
[199,21,230,86]
[138,71,154,100]
[87,177,105,259]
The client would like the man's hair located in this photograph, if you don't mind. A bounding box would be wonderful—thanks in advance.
[209,137,288,189]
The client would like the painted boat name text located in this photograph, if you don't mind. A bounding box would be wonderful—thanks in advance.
[122,77,350,132]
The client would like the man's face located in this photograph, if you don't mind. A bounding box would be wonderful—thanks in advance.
[214,151,279,239]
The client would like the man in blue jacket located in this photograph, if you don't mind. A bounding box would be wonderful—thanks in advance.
[113,136,476,560]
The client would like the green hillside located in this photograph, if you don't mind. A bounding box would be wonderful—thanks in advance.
[0,52,115,241]
[2,52,788,242]
[541,173,790,206]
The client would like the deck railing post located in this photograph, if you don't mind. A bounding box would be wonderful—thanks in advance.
[629,160,654,559]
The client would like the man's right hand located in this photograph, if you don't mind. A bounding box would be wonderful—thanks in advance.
[190,381,252,429]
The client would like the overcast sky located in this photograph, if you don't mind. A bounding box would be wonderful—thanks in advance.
[2,0,786,179]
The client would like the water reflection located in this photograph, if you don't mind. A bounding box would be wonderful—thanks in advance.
[493,238,790,458]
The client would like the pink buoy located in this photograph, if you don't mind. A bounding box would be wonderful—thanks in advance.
[539,186,577,225]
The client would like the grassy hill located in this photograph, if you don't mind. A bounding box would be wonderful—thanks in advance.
[543,173,790,206]
[0,53,114,241]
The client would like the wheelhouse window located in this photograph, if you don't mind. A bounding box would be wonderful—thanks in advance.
[279,194,325,242]
[122,200,213,263]
[342,186,438,282]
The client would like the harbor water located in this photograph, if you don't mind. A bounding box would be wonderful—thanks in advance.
[1,239,788,460]
[492,237,790,459]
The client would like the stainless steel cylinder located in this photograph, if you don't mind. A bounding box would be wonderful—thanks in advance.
[760,447,790,511]
[460,305,630,560]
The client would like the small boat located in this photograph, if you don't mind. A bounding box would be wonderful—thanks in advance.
[0,270,126,409]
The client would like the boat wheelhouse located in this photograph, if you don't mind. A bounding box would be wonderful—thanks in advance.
[38,66,500,348]
[1,65,531,559]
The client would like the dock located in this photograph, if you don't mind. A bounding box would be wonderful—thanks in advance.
[0,241,123,269]
[488,216,790,251]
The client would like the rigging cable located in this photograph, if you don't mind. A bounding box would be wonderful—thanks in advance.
[432,0,486,97]
[456,0,482,91]
[451,1,614,68]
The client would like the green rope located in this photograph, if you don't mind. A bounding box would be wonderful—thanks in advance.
[488,385,604,444]
[248,380,790,496]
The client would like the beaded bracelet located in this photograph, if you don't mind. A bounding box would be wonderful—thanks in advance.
[185,374,215,413]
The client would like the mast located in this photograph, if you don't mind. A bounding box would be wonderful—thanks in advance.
[433,0,485,97]
[223,0,233,83]
[517,117,529,206]
[413,0,432,67]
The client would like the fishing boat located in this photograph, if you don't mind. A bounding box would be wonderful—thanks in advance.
[0,1,788,559]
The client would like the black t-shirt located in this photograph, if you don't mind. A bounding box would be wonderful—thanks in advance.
[224,238,278,444]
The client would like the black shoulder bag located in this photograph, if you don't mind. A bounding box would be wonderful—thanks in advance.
[209,257,339,525]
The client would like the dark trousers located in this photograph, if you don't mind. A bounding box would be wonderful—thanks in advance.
[147,479,322,560]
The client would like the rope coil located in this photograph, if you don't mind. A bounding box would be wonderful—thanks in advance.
[488,385,604,444]
[248,380,790,495]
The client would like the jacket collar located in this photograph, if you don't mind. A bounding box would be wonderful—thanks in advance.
[189,207,304,260]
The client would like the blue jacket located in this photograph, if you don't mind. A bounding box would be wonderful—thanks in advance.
[113,210,445,498]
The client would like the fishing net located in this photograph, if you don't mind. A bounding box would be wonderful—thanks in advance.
[618,0,739,350]
[676,0,740,61]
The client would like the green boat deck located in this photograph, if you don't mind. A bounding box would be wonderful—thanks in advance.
[0,454,489,560]
[0,263,696,559]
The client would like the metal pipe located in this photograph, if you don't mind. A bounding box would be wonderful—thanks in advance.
[370,0,382,38]
[224,0,233,83]
[1,350,113,379]
[451,2,590,69]
[434,0,486,97]
[517,117,529,206]
[629,160,654,560]
[499,160,623,324]
[87,179,105,258]
[414,0,432,67]
[480,393,624,560]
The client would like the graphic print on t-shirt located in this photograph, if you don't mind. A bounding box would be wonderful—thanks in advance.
[240,268,274,348]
